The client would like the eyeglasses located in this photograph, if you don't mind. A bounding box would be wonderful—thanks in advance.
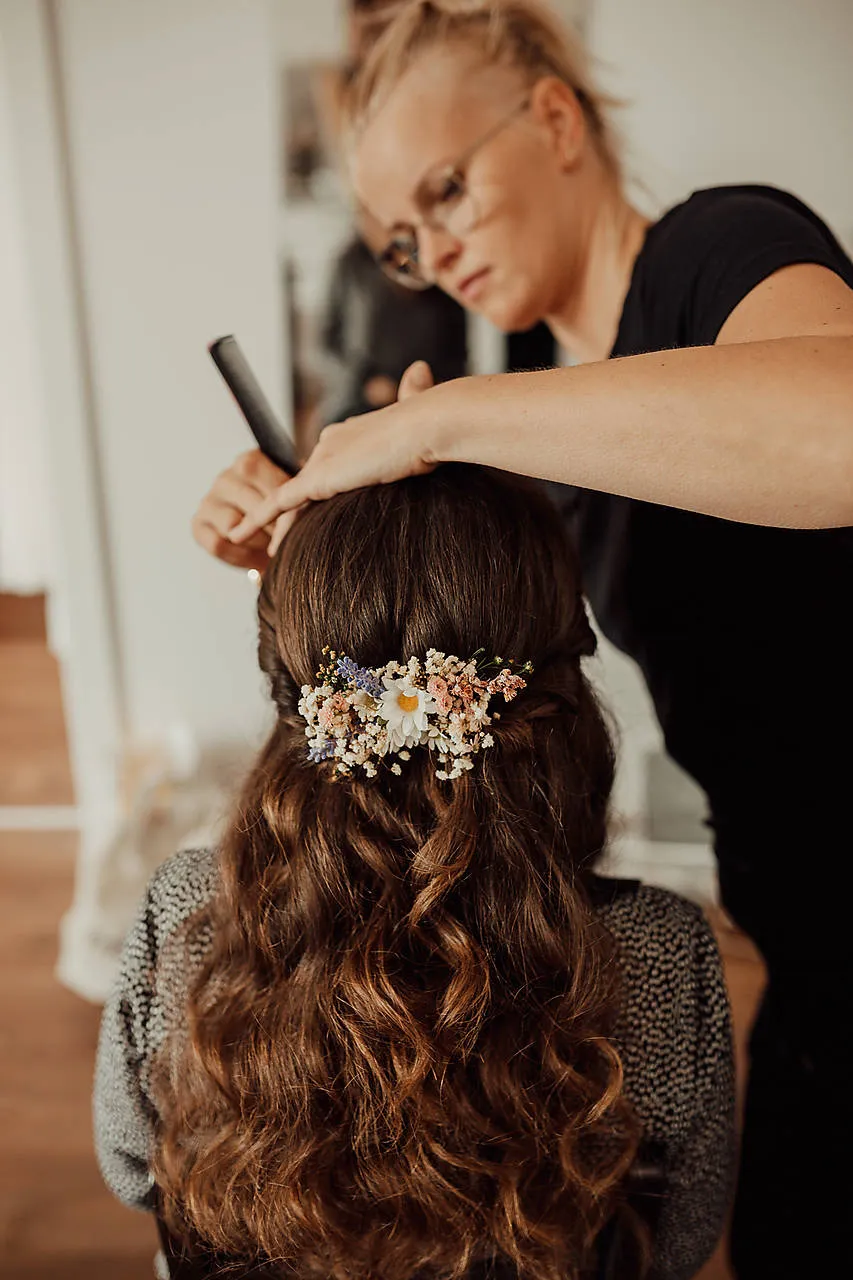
[367,97,531,291]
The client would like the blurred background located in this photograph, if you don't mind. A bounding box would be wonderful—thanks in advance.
[0,1,850,1275]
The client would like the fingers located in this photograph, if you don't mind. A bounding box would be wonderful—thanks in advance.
[228,387,432,549]
[267,508,304,558]
[397,360,434,401]
[193,449,292,569]
[229,471,315,543]
[191,511,271,570]
[192,500,271,549]
[232,448,290,496]
[210,472,276,518]
[193,494,274,543]
[192,490,273,567]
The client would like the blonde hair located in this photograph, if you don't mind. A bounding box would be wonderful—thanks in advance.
[345,0,622,178]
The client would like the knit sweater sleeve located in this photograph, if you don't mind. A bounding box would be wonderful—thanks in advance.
[92,848,219,1211]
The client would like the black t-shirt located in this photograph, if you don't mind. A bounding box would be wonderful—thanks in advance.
[562,186,853,849]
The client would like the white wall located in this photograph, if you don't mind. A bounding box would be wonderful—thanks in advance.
[273,0,345,63]
[54,0,284,750]
[0,28,53,594]
[589,0,853,246]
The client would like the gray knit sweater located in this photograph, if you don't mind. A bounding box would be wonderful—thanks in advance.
[94,847,735,1279]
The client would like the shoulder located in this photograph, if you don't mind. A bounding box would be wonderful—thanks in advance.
[143,845,221,950]
[106,848,220,1068]
[650,184,844,262]
[631,184,852,348]
[599,879,724,1005]
[114,847,220,1007]
[596,882,731,1129]
[597,877,708,953]
[595,879,725,1036]
[93,848,220,1210]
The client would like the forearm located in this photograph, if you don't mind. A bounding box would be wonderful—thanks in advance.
[429,336,853,528]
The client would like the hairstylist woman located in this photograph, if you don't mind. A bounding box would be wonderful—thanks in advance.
[195,3,853,1275]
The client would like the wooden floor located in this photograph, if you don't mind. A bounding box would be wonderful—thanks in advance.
[0,832,159,1279]
[0,596,74,808]
[0,594,765,1279]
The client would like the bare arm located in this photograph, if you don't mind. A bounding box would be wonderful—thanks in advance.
[439,338,853,529]
[229,264,853,544]
[440,265,853,528]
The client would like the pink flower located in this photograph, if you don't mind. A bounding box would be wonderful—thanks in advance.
[427,676,452,715]
[318,692,348,729]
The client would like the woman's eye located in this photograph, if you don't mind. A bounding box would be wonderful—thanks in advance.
[436,174,465,205]
[384,236,418,270]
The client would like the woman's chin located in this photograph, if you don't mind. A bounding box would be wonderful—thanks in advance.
[480,291,545,336]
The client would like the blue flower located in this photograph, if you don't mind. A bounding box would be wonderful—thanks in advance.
[307,739,336,763]
[336,656,383,699]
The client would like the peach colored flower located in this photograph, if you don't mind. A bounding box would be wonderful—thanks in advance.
[318,691,348,729]
[427,676,452,715]
[452,678,475,706]
[487,670,527,701]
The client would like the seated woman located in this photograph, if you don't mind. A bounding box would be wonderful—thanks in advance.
[94,466,735,1280]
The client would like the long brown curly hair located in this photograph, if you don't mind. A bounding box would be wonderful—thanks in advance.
[152,466,641,1279]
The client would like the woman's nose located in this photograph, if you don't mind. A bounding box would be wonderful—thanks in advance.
[417,222,462,285]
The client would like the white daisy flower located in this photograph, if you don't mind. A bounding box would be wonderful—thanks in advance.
[377,676,437,751]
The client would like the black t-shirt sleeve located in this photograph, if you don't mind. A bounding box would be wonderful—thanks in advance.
[677,188,851,346]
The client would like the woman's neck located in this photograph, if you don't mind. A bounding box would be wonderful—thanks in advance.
[545,178,651,364]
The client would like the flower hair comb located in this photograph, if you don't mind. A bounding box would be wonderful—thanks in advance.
[298,648,533,780]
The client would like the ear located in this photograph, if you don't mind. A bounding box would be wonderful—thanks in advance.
[528,76,586,170]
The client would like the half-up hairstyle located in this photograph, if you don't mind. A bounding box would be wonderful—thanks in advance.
[344,0,623,180]
[151,466,641,1279]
